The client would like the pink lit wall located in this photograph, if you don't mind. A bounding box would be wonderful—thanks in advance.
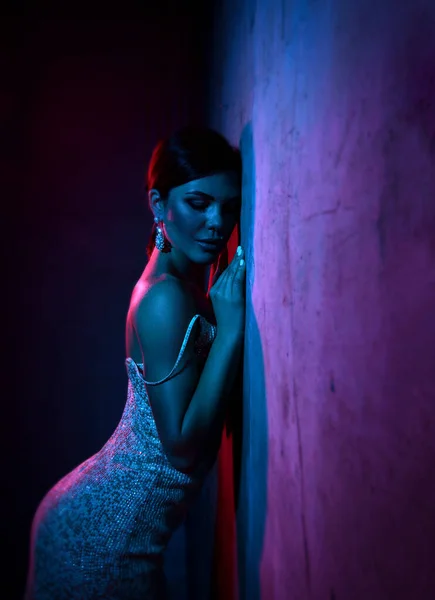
[207,1,435,598]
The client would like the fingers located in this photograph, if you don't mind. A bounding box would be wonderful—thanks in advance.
[236,258,246,290]
[237,256,245,278]
[211,246,244,292]
[210,248,227,286]
[228,246,245,289]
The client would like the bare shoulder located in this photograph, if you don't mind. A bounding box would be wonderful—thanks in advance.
[127,274,204,470]
[131,274,198,331]
[130,274,201,374]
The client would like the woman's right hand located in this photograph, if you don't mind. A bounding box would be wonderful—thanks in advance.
[208,246,246,339]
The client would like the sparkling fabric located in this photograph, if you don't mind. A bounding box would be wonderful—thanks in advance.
[25,314,217,600]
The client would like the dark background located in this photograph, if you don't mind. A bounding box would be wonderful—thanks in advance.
[3,5,435,600]
[2,10,214,598]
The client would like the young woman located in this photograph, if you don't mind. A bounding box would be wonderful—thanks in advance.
[25,126,246,599]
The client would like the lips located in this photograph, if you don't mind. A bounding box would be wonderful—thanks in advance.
[196,240,222,251]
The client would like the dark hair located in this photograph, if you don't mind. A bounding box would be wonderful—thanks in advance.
[145,126,242,259]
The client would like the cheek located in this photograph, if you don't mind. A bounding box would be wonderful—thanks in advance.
[167,207,196,236]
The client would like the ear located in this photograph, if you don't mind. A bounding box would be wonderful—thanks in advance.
[148,189,163,216]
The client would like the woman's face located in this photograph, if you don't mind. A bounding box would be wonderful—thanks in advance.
[154,171,241,265]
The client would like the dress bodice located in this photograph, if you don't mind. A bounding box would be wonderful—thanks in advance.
[107,313,217,479]
[25,314,217,600]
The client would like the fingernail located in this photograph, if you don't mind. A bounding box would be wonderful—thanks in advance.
[237,246,242,256]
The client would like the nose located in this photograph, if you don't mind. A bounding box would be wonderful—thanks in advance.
[206,206,225,231]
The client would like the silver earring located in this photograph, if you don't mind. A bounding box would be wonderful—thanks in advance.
[154,216,166,251]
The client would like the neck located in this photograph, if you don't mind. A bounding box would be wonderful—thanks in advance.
[148,248,211,294]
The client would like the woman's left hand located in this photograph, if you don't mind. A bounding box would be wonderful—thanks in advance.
[207,246,229,296]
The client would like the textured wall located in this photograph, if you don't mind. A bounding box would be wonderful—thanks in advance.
[207,1,435,598]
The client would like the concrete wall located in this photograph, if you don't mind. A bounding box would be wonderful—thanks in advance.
[207,1,435,598]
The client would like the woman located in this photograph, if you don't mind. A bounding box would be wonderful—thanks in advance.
[25,126,246,599]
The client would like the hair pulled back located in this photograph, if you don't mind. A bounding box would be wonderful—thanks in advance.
[145,126,242,259]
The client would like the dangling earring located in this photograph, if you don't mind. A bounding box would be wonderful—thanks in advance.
[154,216,171,252]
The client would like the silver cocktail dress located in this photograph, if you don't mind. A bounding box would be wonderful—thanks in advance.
[25,314,217,600]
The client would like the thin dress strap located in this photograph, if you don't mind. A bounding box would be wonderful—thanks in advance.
[141,314,201,386]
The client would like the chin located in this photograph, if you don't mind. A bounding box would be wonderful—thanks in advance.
[195,253,217,265]
[191,244,222,263]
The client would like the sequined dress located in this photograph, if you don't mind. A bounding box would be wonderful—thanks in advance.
[25,314,217,600]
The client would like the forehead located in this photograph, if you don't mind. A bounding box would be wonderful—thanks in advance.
[173,172,241,199]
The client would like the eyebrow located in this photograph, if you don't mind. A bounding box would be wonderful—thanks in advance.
[187,191,241,202]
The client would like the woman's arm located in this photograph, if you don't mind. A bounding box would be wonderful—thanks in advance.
[133,276,243,474]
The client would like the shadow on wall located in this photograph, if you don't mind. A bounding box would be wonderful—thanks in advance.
[234,121,269,600]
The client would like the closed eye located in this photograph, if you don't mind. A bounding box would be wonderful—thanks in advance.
[188,200,240,213]
[189,201,207,209]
